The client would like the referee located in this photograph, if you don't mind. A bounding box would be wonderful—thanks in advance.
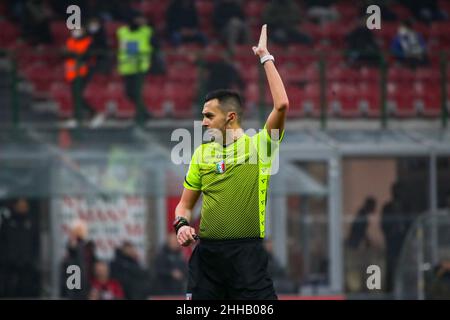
[174,25,289,300]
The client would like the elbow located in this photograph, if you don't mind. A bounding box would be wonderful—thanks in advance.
[276,100,289,111]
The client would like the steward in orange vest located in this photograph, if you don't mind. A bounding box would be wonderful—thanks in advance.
[65,28,93,82]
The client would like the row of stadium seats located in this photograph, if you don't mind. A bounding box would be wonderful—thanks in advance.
[3,0,450,120]
[41,19,450,51]
[19,53,449,119]
[50,81,197,118]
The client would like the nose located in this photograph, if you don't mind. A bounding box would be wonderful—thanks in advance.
[202,118,209,127]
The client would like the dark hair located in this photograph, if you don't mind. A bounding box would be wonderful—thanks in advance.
[401,19,413,29]
[204,89,243,123]
[364,196,376,212]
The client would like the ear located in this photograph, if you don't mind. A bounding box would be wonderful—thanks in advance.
[227,112,237,122]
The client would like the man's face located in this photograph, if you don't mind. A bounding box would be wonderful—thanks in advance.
[94,262,109,281]
[202,99,227,140]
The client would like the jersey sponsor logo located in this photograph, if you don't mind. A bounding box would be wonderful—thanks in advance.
[215,160,226,174]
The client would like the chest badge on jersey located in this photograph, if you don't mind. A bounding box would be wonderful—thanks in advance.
[215,160,226,174]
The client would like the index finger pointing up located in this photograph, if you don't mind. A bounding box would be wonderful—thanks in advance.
[258,24,267,49]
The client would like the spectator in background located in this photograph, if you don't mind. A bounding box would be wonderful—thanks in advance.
[304,0,339,25]
[346,197,377,250]
[61,219,97,299]
[213,0,249,54]
[398,0,448,24]
[87,17,110,75]
[64,26,100,126]
[204,52,245,94]
[262,0,312,46]
[390,20,429,68]
[381,182,413,292]
[21,0,52,45]
[0,198,40,298]
[117,13,154,123]
[151,234,187,295]
[426,260,450,299]
[344,196,377,293]
[166,0,207,47]
[49,0,85,18]
[359,0,398,22]
[264,238,296,293]
[345,18,381,67]
[89,261,124,300]
[110,241,151,299]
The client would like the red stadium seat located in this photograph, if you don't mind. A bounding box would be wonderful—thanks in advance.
[84,82,109,112]
[145,83,196,118]
[358,67,380,82]
[390,4,412,21]
[430,22,450,41]
[136,1,168,28]
[165,52,196,66]
[414,68,440,83]
[388,92,416,117]
[334,3,359,20]
[50,83,73,117]
[285,86,304,116]
[196,0,214,16]
[105,21,123,48]
[322,21,350,44]
[301,22,323,41]
[388,67,415,83]
[50,21,70,46]
[22,62,64,92]
[0,20,20,46]
[143,81,165,117]
[327,66,359,83]
[328,84,360,117]
[420,94,441,117]
[166,63,198,83]
[245,0,265,19]
[239,64,259,83]
[358,89,381,117]
[302,83,321,116]
[279,64,305,84]
[244,84,257,105]
[146,74,166,86]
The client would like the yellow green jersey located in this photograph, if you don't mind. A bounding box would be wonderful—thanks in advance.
[183,126,284,240]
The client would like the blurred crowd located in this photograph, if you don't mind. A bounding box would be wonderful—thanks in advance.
[59,220,190,299]
[344,182,450,297]
[0,0,449,123]
[0,199,292,299]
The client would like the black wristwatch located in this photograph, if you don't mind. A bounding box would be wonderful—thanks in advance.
[173,216,189,234]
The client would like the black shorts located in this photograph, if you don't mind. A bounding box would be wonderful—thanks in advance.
[187,238,277,300]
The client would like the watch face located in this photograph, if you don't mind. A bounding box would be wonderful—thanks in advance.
[174,216,186,227]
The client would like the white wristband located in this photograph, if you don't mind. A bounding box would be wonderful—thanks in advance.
[260,54,275,65]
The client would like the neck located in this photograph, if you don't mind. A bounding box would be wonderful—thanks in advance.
[224,127,244,145]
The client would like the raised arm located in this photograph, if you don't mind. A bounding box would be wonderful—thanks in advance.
[252,25,289,139]
[174,188,201,246]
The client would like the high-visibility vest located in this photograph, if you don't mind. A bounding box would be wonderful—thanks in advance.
[65,36,93,82]
[117,25,153,75]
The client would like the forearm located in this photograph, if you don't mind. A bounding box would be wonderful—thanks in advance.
[174,203,192,222]
[263,60,289,111]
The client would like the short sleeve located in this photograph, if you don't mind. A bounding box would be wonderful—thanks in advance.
[251,125,285,162]
[183,146,202,191]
